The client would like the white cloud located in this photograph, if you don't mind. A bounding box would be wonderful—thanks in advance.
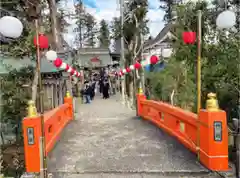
[147,9,165,37]
[60,0,165,47]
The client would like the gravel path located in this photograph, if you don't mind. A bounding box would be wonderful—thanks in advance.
[47,95,221,178]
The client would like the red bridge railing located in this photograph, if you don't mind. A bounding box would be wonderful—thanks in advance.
[22,93,73,173]
[136,92,229,171]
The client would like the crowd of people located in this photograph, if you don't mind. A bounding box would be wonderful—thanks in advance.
[80,68,117,104]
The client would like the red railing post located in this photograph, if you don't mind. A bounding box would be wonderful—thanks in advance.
[199,93,229,171]
[136,88,146,116]
[23,91,74,173]
[22,100,41,173]
[64,90,73,120]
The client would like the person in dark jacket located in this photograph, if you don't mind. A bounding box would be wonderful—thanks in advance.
[99,78,103,94]
[102,79,110,99]
[90,80,96,100]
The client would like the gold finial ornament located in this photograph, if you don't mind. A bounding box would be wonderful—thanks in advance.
[66,90,71,97]
[138,87,143,94]
[27,100,37,117]
[206,92,219,111]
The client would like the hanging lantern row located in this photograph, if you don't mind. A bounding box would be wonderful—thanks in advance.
[53,58,81,77]
[182,10,236,44]
[117,55,159,76]
[45,50,82,78]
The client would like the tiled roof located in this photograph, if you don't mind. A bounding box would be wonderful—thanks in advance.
[144,22,174,49]
[110,23,175,55]
[0,51,74,74]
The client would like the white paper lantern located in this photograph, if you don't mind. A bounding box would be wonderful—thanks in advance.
[45,50,57,61]
[59,62,67,69]
[129,65,135,70]
[216,10,236,29]
[122,69,127,73]
[162,48,173,58]
[0,16,23,38]
[67,67,72,73]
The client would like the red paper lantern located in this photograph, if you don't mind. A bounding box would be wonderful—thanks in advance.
[182,32,196,44]
[126,67,131,73]
[134,62,141,69]
[53,58,62,68]
[150,55,159,64]
[70,68,75,75]
[33,34,49,49]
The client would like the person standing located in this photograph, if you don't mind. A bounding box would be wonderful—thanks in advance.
[90,80,96,100]
[111,76,117,95]
[102,79,110,99]
[84,82,91,104]
[99,77,103,94]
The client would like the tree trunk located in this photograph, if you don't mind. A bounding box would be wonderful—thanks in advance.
[47,0,61,50]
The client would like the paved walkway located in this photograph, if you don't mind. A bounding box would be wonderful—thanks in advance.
[48,94,220,178]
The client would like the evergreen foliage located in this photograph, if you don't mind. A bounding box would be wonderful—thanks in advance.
[147,1,240,121]
[98,19,110,47]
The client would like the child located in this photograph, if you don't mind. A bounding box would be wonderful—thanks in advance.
[84,83,91,104]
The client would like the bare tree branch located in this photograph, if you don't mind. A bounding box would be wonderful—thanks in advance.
[132,13,144,62]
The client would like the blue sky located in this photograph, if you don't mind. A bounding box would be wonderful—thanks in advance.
[62,0,165,47]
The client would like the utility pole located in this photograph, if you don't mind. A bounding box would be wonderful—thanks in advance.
[35,18,48,178]
[120,0,126,104]
[76,0,83,48]
[139,32,145,93]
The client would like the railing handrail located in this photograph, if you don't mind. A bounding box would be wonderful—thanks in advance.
[43,103,69,121]
[137,93,229,171]
[22,94,73,173]
[141,99,198,127]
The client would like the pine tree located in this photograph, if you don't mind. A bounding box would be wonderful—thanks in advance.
[98,20,110,47]
[110,17,121,40]
[74,1,86,48]
[84,13,97,47]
